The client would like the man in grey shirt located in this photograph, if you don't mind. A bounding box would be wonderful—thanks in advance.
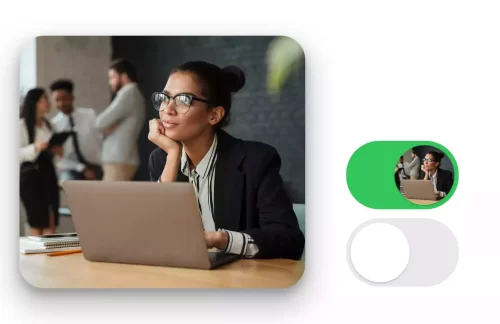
[95,59,146,181]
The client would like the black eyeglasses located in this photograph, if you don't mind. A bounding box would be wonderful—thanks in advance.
[151,92,210,114]
[422,158,436,163]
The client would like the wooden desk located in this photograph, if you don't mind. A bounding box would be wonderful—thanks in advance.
[407,199,437,205]
[20,253,304,288]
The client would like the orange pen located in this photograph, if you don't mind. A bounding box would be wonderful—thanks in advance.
[47,249,82,257]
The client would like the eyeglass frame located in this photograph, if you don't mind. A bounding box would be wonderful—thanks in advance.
[151,92,211,114]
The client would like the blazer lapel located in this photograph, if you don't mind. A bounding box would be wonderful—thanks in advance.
[176,168,189,182]
[213,131,245,231]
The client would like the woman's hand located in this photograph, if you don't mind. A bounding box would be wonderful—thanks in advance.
[50,145,64,157]
[435,190,443,198]
[421,165,430,180]
[204,231,229,250]
[83,167,97,180]
[34,141,49,152]
[147,118,164,143]
[148,119,181,154]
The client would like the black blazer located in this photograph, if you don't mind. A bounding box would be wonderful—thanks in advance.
[148,130,305,260]
[420,168,454,195]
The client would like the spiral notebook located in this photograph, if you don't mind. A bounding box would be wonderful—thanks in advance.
[20,233,81,254]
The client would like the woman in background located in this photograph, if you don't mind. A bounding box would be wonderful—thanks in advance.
[20,88,63,235]
[407,147,421,179]
[395,156,407,192]
[394,166,401,191]
[148,61,304,260]
[396,156,409,180]
[420,151,454,199]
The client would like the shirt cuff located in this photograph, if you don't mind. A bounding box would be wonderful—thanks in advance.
[439,191,446,198]
[21,143,39,162]
[216,229,259,258]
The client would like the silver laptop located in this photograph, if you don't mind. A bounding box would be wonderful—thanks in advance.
[62,181,240,270]
[401,179,436,201]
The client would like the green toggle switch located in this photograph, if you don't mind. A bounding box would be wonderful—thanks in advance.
[346,141,459,209]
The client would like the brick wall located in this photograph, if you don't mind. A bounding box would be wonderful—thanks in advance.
[112,36,305,202]
[36,36,111,116]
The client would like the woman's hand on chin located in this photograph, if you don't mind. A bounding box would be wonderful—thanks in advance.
[148,118,181,154]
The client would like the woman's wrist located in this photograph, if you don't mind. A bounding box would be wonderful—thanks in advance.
[204,231,229,250]
[160,149,181,182]
[158,137,182,155]
[213,231,229,250]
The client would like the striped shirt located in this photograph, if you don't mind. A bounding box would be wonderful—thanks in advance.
[180,134,259,258]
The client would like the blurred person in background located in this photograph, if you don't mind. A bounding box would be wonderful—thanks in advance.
[395,165,401,191]
[396,156,409,181]
[50,79,103,181]
[20,88,64,235]
[148,61,304,260]
[95,59,146,181]
[407,147,421,179]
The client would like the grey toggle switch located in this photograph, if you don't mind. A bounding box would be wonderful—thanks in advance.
[347,218,459,286]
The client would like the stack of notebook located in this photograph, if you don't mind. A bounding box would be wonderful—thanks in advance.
[20,233,81,254]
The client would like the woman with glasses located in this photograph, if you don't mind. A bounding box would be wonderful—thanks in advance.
[147,61,304,260]
[420,151,454,199]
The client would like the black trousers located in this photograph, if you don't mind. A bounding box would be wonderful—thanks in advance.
[20,151,59,229]
[395,172,401,190]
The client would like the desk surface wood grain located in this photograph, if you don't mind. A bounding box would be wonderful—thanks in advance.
[20,253,304,288]
[407,199,438,205]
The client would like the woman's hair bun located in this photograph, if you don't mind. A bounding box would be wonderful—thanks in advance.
[222,65,246,93]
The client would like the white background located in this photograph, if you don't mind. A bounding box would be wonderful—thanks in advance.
[3,0,500,323]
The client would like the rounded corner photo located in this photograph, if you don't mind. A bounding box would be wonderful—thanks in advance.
[19,36,305,289]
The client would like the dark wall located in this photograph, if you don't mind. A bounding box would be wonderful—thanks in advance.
[111,36,305,203]
[414,146,454,175]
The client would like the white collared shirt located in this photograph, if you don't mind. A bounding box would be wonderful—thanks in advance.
[180,135,218,232]
[52,108,102,172]
[19,119,52,162]
[160,134,259,258]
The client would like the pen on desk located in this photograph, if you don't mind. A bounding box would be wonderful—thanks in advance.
[47,249,82,257]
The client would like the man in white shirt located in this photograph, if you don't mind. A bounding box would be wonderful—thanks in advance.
[95,59,146,181]
[397,156,408,181]
[50,79,103,181]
